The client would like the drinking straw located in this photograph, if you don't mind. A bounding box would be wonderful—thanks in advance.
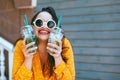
[24,19,27,26]
[57,16,62,32]
[24,14,29,26]
[24,13,30,35]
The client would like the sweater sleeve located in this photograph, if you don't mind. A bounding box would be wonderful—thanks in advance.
[12,40,33,80]
[54,38,75,80]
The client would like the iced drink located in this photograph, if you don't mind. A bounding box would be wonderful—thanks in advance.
[21,25,37,53]
[48,27,63,54]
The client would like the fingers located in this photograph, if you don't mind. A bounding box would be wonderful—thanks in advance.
[23,38,35,49]
[47,40,62,50]
[47,40,62,58]
[22,38,37,58]
[26,46,37,54]
[47,46,62,58]
[23,38,26,46]
[47,46,58,54]
[26,42,35,49]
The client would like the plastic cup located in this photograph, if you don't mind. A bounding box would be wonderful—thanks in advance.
[48,27,63,45]
[48,27,64,54]
[21,25,37,53]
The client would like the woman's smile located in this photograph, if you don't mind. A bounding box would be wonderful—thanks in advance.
[35,27,51,40]
[38,29,50,35]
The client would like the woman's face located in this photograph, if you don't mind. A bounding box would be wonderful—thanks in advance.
[33,12,53,41]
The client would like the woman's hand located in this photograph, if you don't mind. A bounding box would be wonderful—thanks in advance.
[47,40,62,58]
[47,40,63,67]
[22,38,37,70]
[22,38,37,59]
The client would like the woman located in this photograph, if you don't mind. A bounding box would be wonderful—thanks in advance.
[12,7,75,80]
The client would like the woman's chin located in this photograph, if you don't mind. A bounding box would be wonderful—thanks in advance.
[38,35,49,41]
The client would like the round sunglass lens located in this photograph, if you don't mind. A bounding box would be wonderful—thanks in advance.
[47,21,55,28]
[35,19,42,27]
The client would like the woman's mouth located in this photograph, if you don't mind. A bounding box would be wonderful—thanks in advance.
[38,29,50,35]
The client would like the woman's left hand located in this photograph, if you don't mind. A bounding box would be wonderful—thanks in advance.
[47,40,63,67]
[47,40,62,58]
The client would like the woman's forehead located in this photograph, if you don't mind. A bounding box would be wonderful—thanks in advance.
[36,12,52,21]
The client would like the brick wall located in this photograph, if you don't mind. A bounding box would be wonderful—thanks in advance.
[0,0,34,44]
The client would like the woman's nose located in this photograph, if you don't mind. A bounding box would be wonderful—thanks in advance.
[42,22,48,28]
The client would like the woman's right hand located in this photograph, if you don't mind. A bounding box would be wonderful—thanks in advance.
[22,38,37,70]
[22,38,37,59]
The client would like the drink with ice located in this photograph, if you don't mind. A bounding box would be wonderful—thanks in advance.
[21,25,37,53]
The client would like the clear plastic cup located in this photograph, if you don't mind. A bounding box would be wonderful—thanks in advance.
[21,25,37,53]
[48,27,64,45]
[48,27,64,54]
